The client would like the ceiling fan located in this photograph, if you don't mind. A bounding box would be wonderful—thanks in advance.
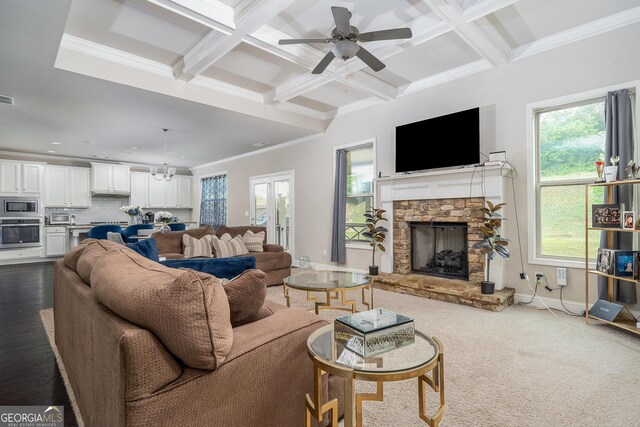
[278,6,412,74]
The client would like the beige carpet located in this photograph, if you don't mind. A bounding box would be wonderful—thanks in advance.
[42,287,640,427]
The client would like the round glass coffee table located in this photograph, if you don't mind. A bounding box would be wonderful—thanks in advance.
[283,271,373,314]
[305,324,445,427]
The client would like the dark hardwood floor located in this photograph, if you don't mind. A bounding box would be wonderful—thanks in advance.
[0,261,78,426]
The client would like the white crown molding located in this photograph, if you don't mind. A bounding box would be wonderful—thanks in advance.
[400,59,493,96]
[190,75,264,103]
[59,34,173,78]
[190,132,324,170]
[512,6,640,60]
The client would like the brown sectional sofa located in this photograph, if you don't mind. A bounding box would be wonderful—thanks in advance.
[152,225,292,286]
[54,239,342,426]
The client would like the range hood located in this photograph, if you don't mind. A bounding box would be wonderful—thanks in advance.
[91,190,130,197]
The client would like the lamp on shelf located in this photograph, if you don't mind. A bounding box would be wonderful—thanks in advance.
[150,128,176,181]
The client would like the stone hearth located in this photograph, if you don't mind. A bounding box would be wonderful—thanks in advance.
[372,273,515,312]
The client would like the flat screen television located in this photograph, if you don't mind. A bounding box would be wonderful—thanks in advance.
[395,107,480,173]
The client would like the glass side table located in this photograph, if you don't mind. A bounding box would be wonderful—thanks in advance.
[305,324,445,427]
[283,271,373,314]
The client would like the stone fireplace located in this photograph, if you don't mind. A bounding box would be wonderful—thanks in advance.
[410,221,468,279]
[393,198,485,284]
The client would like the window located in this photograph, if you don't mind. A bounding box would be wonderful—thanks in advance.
[344,144,374,242]
[535,98,606,261]
[200,173,227,228]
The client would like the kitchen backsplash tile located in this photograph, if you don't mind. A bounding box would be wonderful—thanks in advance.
[45,196,193,224]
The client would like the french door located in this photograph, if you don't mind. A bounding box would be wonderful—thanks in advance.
[250,171,294,255]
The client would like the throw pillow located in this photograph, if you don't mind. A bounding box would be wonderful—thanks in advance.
[127,238,160,262]
[211,235,249,258]
[242,229,265,252]
[107,232,125,245]
[221,269,269,327]
[219,233,232,242]
[91,248,233,370]
[183,234,213,258]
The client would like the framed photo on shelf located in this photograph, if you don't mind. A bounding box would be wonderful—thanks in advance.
[592,204,623,228]
[622,211,635,229]
[613,251,634,277]
[597,248,614,274]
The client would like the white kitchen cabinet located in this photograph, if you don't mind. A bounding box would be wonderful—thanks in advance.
[148,176,165,208]
[44,166,91,208]
[165,179,178,208]
[177,176,192,208]
[45,226,67,256]
[91,162,130,194]
[69,167,91,207]
[130,172,149,208]
[0,161,43,195]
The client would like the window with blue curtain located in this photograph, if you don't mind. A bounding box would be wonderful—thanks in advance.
[200,174,228,228]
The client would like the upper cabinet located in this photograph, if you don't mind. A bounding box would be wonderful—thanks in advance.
[129,173,192,209]
[91,162,130,195]
[0,161,43,195]
[44,166,91,208]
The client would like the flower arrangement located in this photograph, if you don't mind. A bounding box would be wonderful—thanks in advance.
[155,211,173,223]
[121,205,143,217]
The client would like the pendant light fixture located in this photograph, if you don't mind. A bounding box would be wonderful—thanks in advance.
[149,128,176,181]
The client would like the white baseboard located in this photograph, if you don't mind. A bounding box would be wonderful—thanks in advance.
[514,292,590,314]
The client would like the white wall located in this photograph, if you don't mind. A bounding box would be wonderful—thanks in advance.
[192,23,640,307]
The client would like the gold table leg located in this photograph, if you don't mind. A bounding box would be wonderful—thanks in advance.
[305,365,338,427]
[418,338,445,426]
[307,290,340,314]
[361,283,374,310]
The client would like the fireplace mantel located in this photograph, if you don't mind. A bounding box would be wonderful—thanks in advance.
[376,164,511,290]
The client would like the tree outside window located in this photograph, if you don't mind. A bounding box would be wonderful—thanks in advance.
[345,145,374,242]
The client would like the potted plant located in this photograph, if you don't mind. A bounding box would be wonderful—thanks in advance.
[363,207,388,276]
[121,205,143,225]
[471,201,510,294]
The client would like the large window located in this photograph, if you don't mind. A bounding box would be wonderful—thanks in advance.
[536,98,606,261]
[344,144,374,242]
[200,173,228,228]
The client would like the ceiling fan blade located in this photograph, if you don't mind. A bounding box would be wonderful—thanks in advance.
[358,28,413,42]
[331,6,351,35]
[355,46,385,72]
[278,38,332,45]
[312,51,336,74]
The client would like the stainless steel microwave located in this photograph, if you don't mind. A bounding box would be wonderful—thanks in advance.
[2,198,39,217]
[49,212,71,225]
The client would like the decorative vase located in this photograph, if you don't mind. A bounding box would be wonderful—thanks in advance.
[128,215,137,225]
[481,280,495,294]
[160,222,170,232]
[369,265,379,276]
[604,165,618,183]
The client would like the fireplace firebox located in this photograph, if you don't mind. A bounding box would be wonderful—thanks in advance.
[410,222,468,280]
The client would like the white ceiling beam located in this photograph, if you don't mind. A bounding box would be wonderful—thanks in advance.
[334,73,397,101]
[462,0,521,22]
[174,0,299,82]
[246,25,327,69]
[145,0,234,34]
[512,6,640,60]
[399,59,493,96]
[268,73,334,103]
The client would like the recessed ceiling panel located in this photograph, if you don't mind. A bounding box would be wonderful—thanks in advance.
[267,0,436,40]
[476,0,640,48]
[65,0,211,64]
[383,32,481,82]
[288,96,336,113]
[202,42,309,91]
[302,81,370,108]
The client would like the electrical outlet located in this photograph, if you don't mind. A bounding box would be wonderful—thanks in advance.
[557,268,567,286]
[534,271,544,280]
[322,249,327,257]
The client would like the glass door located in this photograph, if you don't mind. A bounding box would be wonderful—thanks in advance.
[250,172,294,255]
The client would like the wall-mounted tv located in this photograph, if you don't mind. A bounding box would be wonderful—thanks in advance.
[395,107,480,173]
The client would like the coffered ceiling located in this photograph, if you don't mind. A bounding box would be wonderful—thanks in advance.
[2,0,640,167]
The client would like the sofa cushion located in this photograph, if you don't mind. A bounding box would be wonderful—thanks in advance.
[153,225,214,255]
[242,230,265,252]
[215,225,267,242]
[161,252,184,260]
[249,251,293,272]
[126,238,160,262]
[63,238,99,272]
[91,248,233,370]
[212,235,249,258]
[76,240,125,284]
[183,234,213,258]
[222,269,268,327]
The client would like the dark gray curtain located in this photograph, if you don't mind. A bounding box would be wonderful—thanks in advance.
[331,149,347,263]
[598,89,637,304]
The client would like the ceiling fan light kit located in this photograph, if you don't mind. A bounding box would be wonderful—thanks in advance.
[279,6,412,74]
